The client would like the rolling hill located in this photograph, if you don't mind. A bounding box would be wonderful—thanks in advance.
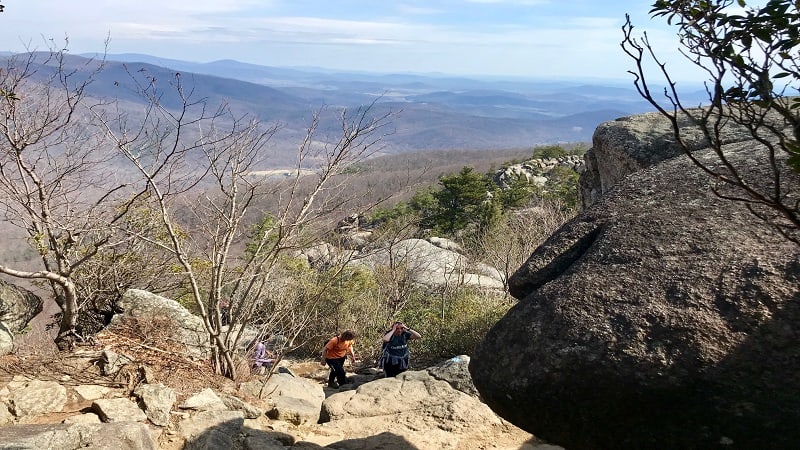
[2,51,707,168]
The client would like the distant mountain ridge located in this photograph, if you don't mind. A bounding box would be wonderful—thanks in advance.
[3,51,707,167]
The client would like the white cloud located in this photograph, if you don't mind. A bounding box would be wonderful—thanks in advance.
[0,0,704,80]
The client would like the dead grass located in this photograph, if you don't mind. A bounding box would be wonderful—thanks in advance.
[0,315,242,400]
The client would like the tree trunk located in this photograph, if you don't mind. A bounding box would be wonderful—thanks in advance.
[55,281,80,350]
[0,264,80,350]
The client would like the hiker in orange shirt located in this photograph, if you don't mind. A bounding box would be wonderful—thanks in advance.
[321,330,357,388]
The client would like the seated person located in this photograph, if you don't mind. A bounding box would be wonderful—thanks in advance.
[252,336,276,374]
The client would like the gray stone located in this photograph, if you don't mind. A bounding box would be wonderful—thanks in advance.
[471,111,800,449]
[179,388,227,412]
[0,422,156,449]
[219,393,262,419]
[113,289,210,358]
[9,379,67,417]
[426,354,479,397]
[579,110,759,209]
[257,373,325,425]
[178,410,244,442]
[99,349,133,376]
[73,384,111,401]
[353,238,504,289]
[493,155,584,190]
[317,370,532,449]
[92,397,148,423]
[134,383,176,426]
[266,395,321,426]
[242,433,290,450]
[184,429,235,450]
[0,278,43,333]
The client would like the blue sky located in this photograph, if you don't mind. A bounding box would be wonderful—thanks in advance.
[0,0,706,81]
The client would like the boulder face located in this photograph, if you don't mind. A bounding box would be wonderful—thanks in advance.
[0,279,43,355]
[579,111,756,208]
[113,289,210,358]
[0,279,43,333]
[470,113,800,449]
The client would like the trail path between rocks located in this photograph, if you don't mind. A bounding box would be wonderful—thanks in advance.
[0,336,556,450]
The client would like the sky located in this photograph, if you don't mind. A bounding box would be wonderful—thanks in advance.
[0,0,708,82]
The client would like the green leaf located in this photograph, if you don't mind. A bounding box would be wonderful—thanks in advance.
[753,27,773,42]
[741,33,753,49]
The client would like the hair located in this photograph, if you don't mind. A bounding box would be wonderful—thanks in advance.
[341,330,356,340]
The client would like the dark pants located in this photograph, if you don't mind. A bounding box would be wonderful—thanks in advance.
[326,357,347,385]
[383,361,407,378]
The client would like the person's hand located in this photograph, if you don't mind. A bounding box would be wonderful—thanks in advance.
[320,359,327,367]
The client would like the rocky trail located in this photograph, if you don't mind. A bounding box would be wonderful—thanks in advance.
[0,323,558,450]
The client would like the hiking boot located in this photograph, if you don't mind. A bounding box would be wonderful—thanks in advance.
[327,381,339,388]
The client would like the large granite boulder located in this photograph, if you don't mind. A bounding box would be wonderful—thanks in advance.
[470,113,800,449]
[354,238,504,290]
[0,279,43,333]
[0,422,156,450]
[318,369,541,450]
[579,111,757,208]
[112,289,210,358]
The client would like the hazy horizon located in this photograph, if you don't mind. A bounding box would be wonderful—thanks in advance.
[0,1,710,82]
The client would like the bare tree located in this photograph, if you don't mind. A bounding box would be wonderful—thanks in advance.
[97,68,397,378]
[470,200,575,294]
[0,46,152,348]
[621,0,800,244]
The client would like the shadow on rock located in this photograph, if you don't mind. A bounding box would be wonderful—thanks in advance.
[470,119,800,449]
[184,420,419,449]
[322,431,420,450]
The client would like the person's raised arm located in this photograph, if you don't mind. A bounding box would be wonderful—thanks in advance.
[383,323,400,342]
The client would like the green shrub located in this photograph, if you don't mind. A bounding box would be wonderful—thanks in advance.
[394,287,512,365]
[532,144,568,159]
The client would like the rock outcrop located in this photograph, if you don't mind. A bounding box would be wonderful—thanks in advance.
[579,110,764,208]
[112,289,210,358]
[470,111,800,449]
[0,422,157,449]
[0,359,550,450]
[493,155,585,190]
[354,238,505,290]
[318,369,537,450]
[0,279,43,355]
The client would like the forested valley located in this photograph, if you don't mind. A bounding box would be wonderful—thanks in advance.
[0,48,585,380]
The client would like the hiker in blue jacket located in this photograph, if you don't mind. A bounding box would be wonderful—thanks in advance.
[379,321,421,377]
